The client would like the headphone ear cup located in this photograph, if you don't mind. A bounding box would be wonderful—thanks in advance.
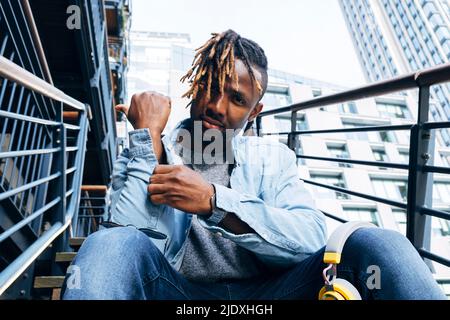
[319,286,344,300]
[318,278,362,300]
[333,278,362,300]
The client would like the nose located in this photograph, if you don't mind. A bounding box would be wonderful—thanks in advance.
[205,93,227,121]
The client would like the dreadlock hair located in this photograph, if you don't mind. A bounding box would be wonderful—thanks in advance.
[180,29,268,108]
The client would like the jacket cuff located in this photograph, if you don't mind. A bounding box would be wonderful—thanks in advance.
[213,183,241,214]
[128,128,157,160]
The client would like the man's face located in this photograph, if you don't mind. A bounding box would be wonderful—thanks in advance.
[190,59,264,132]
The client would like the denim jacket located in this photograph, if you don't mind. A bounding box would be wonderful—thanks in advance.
[108,119,327,271]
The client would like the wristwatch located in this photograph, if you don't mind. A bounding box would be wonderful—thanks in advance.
[205,190,228,225]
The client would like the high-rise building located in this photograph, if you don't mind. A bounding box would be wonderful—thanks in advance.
[339,0,450,146]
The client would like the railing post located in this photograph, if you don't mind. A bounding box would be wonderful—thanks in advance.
[255,116,262,137]
[406,85,434,270]
[288,110,297,151]
[55,103,67,224]
[70,109,89,237]
[50,102,68,276]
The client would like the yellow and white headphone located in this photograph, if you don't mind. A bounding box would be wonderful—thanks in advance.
[319,221,377,300]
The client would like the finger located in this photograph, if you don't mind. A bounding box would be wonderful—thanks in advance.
[115,104,129,116]
[149,173,171,184]
[149,193,166,205]
[153,164,182,174]
[147,183,168,194]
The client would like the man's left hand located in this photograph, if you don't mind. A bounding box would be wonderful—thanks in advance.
[148,165,214,215]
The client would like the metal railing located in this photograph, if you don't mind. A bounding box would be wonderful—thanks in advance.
[256,62,450,269]
[0,55,88,295]
[75,186,109,238]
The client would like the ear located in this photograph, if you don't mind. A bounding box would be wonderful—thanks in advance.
[247,102,264,122]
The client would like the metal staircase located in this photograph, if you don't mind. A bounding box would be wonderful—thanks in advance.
[0,54,89,298]
[33,236,85,300]
[33,184,107,299]
[0,0,125,299]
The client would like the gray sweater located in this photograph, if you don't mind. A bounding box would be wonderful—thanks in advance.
[178,153,268,283]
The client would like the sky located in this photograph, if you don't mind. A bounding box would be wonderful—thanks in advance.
[130,0,366,88]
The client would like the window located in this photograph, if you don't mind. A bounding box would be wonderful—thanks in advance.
[373,149,389,162]
[379,131,397,143]
[338,102,358,114]
[296,140,305,166]
[312,88,322,97]
[310,174,350,200]
[436,27,450,44]
[432,217,450,237]
[327,144,352,168]
[432,183,450,203]
[398,150,410,163]
[372,148,389,170]
[343,208,380,226]
[376,102,411,119]
[261,92,291,109]
[423,2,438,18]
[296,115,308,131]
[438,281,450,299]
[440,154,450,166]
[342,122,368,141]
[393,209,407,235]
[433,52,444,64]
[273,114,308,132]
[372,179,408,202]
[440,129,450,147]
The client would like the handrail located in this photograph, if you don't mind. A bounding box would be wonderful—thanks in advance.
[263,124,414,136]
[259,62,450,117]
[296,154,409,170]
[256,62,450,269]
[21,0,53,85]
[0,222,69,295]
[0,56,89,294]
[0,56,85,111]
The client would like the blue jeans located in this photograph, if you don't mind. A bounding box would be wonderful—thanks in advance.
[61,226,446,300]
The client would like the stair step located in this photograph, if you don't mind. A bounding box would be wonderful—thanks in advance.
[63,111,79,120]
[52,288,62,300]
[34,276,64,289]
[69,237,85,249]
[55,252,77,263]
[81,185,107,194]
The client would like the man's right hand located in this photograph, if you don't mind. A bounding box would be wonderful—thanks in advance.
[115,91,171,135]
[115,91,171,163]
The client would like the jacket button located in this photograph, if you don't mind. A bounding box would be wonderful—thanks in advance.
[215,232,223,237]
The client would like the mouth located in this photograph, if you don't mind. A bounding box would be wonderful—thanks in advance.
[200,115,224,130]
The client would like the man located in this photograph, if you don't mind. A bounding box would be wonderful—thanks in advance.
[62,30,445,299]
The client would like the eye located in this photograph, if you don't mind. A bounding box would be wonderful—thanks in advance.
[233,93,246,105]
